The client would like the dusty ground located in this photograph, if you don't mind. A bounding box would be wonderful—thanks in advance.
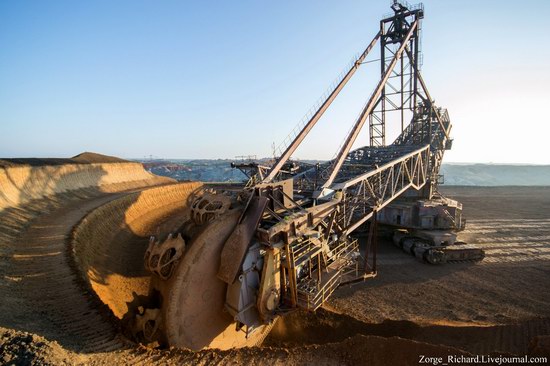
[1,185,549,365]
[327,186,550,354]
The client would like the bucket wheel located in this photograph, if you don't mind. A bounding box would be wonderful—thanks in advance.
[160,209,273,350]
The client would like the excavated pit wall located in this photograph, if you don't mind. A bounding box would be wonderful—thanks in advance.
[70,182,203,320]
[0,162,173,212]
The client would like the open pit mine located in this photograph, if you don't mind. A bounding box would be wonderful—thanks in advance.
[1,2,549,365]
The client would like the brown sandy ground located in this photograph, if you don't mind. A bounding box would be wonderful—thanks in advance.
[1,184,550,364]
[328,186,550,354]
[0,184,479,366]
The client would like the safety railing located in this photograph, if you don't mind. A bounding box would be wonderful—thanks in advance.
[295,239,359,311]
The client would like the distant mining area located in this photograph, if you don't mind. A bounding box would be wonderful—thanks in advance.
[141,158,550,186]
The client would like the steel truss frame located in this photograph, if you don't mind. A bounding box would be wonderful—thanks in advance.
[335,144,429,235]
[232,1,453,313]
[370,4,423,146]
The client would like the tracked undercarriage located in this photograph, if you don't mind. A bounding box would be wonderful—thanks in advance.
[380,196,485,264]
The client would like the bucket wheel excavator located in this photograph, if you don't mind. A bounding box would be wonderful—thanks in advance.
[134,1,484,350]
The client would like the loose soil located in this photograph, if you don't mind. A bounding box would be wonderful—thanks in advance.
[1,185,549,365]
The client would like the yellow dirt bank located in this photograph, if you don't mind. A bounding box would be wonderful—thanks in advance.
[0,156,205,356]
[0,162,174,212]
[70,181,202,320]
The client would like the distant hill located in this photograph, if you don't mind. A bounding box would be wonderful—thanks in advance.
[441,164,550,186]
[71,152,128,164]
[0,152,128,167]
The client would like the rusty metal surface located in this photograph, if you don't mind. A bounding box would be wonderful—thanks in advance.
[144,233,186,281]
[162,209,273,350]
[217,196,268,284]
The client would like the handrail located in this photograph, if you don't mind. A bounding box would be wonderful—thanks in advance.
[263,32,381,183]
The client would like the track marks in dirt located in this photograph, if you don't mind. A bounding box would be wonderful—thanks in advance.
[461,219,550,263]
[331,187,550,328]
[0,194,129,353]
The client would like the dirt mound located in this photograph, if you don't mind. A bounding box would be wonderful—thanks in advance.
[0,156,183,356]
[0,152,128,167]
[71,152,129,164]
[266,308,550,356]
[0,325,473,366]
[0,156,174,212]
[0,327,74,366]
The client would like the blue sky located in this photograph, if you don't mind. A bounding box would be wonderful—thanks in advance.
[1,0,549,163]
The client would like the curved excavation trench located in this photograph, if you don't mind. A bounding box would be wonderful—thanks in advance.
[70,181,275,351]
[0,163,549,364]
[67,182,550,358]
[70,182,202,323]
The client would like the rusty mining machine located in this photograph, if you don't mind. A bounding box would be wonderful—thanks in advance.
[138,1,484,351]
